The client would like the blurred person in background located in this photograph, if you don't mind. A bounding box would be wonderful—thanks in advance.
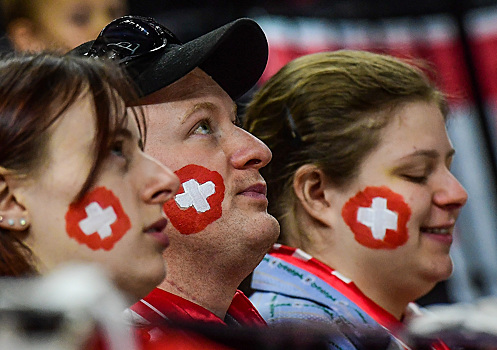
[244,50,468,349]
[0,0,127,52]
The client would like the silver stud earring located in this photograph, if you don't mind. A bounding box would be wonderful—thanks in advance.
[8,219,14,226]
[19,218,26,226]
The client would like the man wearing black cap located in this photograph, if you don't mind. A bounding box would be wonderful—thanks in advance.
[71,16,279,331]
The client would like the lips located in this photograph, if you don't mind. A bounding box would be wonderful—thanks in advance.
[144,218,169,248]
[238,183,267,198]
[145,218,168,233]
[420,223,455,245]
[420,225,453,235]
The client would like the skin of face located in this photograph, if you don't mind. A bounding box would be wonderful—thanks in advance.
[316,100,467,315]
[140,68,280,288]
[14,92,179,303]
[16,0,127,51]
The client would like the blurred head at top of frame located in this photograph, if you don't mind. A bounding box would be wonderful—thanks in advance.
[0,52,179,303]
[1,0,128,52]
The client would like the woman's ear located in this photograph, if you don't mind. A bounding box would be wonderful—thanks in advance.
[293,164,334,227]
[0,170,30,231]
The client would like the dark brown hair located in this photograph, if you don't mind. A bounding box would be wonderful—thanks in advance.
[0,52,143,276]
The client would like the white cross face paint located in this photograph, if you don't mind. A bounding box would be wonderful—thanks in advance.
[342,186,411,249]
[163,164,225,235]
[78,202,118,239]
[175,179,215,213]
[65,187,131,251]
[357,197,398,240]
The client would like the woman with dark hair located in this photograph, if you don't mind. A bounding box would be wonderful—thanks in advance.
[244,50,468,348]
[0,52,179,303]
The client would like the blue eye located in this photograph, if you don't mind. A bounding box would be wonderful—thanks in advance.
[193,120,212,135]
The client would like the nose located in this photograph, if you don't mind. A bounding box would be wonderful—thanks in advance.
[140,153,180,204]
[229,128,272,170]
[433,170,468,211]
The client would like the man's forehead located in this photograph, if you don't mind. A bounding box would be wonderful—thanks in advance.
[138,68,228,106]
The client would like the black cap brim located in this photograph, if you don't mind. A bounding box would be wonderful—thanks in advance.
[69,18,268,100]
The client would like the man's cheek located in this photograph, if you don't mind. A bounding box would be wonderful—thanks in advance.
[163,164,225,235]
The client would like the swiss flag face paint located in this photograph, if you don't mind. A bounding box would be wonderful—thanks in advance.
[342,186,411,249]
[65,186,131,251]
[163,164,225,235]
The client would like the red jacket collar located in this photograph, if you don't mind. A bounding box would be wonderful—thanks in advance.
[269,245,402,330]
[130,288,266,327]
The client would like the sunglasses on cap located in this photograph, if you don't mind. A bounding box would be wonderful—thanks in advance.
[85,16,182,67]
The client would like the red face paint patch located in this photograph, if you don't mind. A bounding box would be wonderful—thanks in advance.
[342,186,411,249]
[163,164,225,235]
[65,186,131,251]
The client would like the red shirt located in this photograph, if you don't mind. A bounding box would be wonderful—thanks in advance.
[128,288,266,349]
[130,288,266,327]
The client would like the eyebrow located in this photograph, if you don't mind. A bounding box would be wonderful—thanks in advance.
[180,101,238,124]
[400,148,456,160]
[181,102,215,124]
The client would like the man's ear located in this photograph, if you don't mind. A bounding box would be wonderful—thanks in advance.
[6,18,45,52]
[0,170,30,231]
[293,164,334,227]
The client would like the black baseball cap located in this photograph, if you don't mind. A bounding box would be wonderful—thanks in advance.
[69,16,268,99]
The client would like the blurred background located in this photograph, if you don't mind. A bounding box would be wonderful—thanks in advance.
[3,0,497,307]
